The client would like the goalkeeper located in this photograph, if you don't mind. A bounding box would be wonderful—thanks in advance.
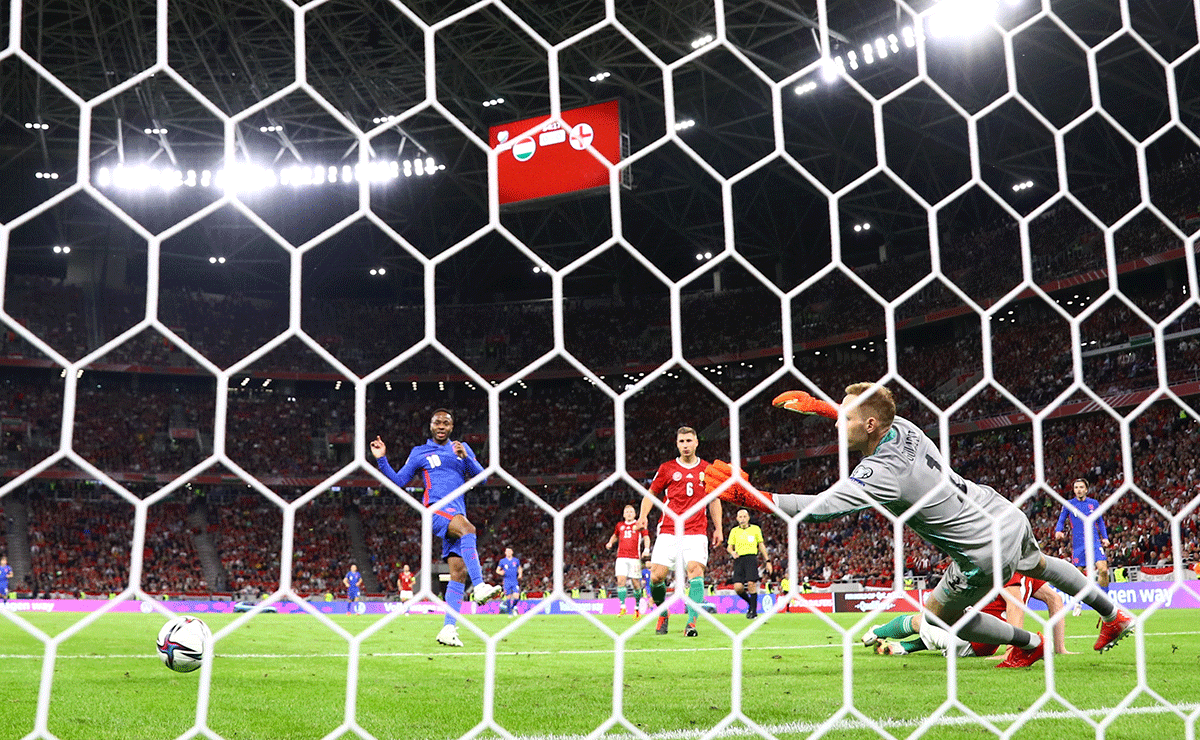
[705,383,1134,667]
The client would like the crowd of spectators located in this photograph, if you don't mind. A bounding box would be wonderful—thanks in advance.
[4,390,1197,597]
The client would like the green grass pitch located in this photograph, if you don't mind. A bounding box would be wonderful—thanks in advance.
[1,608,1197,740]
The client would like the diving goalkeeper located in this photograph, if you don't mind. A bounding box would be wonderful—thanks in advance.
[705,383,1134,667]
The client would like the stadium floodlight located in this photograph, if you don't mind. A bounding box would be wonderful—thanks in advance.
[35,172,60,179]
[821,57,843,83]
[854,222,871,232]
[794,80,818,95]
[847,51,859,70]
[861,43,875,65]
[875,38,888,59]
[143,127,168,135]
[927,0,998,39]
[902,26,916,47]
[25,122,50,130]
[674,119,695,131]
[52,245,71,254]
[1013,180,1035,191]
[588,71,611,82]
[482,97,505,107]
[532,266,541,273]
[691,33,714,49]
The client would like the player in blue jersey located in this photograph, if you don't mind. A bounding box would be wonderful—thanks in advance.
[496,547,522,616]
[0,556,12,603]
[1055,478,1111,613]
[343,564,362,614]
[640,561,652,615]
[371,408,502,647]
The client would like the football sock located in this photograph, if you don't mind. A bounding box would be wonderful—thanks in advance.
[957,610,1038,650]
[899,638,926,654]
[1035,555,1119,620]
[650,581,666,606]
[740,590,755,607]
[874,614,915,640]
[444,581,465,626]
[459,533,485,584]
[686,577,704,623]
[617,587,627,607]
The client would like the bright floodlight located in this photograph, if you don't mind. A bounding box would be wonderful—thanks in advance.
[927,0,998,39]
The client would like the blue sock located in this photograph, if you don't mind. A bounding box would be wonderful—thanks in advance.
[459,533,485,584]
[444,581,465,626]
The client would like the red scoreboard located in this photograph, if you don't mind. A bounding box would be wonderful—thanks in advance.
[488,100,622,205]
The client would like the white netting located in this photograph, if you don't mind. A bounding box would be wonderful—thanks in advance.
[2,0,1199,738]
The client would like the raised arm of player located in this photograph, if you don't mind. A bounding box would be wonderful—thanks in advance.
[370,436,386,459]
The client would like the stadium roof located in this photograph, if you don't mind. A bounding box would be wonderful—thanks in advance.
[3,0,1198,302]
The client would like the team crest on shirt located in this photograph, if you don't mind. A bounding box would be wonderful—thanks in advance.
[672,472,682,481]
[851,465,873,480]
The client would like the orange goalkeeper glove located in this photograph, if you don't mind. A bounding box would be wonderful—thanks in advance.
[703,460,775,514]
[772,390,839,420]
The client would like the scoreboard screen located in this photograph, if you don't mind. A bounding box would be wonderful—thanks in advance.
[488,100,622,205]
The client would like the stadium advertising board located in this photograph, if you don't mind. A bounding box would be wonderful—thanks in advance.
[489,100,621,205]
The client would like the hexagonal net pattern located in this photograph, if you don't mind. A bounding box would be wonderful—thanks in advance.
[2,0,1200,739]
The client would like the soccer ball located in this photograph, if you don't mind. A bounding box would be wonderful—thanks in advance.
[156,616,211,673]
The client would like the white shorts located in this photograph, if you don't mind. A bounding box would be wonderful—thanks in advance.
[400,590,413,601]
[650,533,709,570]
[614,557,642,580]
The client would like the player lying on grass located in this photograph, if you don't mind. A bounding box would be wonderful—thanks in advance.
[863,573,1073,666]
[704,384,1134,667]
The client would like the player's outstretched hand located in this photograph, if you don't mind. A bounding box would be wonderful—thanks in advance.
[703,460,775,514]
[772,390,838,420]
[452,440,467,458]
[370,436,386,459]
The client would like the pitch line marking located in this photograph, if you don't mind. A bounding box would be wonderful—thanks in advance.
[510,703,1200,740]
[3,630,1198,660]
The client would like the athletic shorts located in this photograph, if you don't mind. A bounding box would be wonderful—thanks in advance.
[930,515,1042,617]
[614,557,642,579]
[347,588,360,600]
[732,554,760,584]
[1071,542,1107,568]
[650,533,709,570]
[432,513,461,561]
[399,590,414,601]
[504,581,520,597]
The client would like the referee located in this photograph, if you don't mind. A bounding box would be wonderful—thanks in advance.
[726,508,771,619]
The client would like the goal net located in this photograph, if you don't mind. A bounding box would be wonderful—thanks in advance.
[1,0,1198,738]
